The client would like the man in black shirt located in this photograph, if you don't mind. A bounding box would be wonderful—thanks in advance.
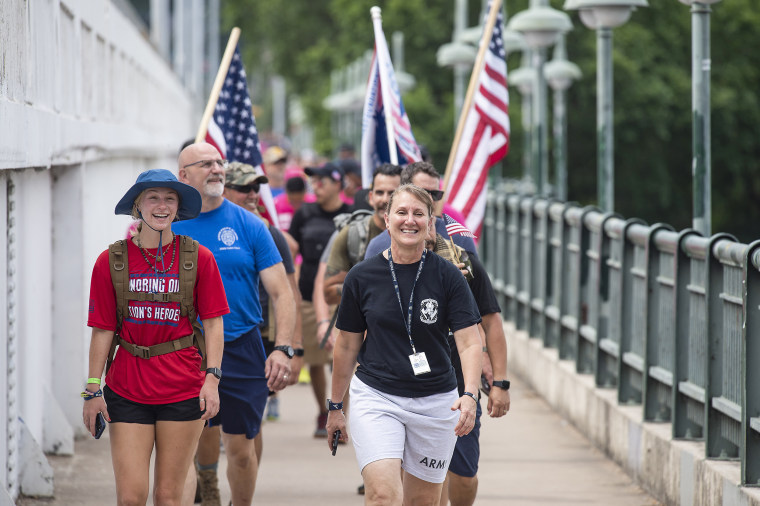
[431,235,511,506]
[289,162,350,437]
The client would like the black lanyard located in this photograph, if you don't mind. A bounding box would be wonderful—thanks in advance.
[388,248,427,355]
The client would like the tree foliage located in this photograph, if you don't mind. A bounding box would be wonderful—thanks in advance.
[223,0,760,242]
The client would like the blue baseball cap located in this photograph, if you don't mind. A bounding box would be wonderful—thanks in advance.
[115,169,202,221]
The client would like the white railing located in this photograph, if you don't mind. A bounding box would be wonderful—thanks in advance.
[0,0,201,501]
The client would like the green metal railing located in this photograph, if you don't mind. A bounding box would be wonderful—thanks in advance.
[481,182,760,485]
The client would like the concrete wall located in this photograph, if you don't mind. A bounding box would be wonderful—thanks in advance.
[506,322,760,506]
[0,0,197,500]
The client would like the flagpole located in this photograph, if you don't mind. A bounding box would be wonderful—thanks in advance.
[195,27,241,143]
[440,0,503,200]
[370,6,399,165]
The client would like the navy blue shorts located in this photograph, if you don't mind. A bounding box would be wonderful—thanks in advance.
[208,328,269,439]
[103,385,203,424]
[448,401,482,478]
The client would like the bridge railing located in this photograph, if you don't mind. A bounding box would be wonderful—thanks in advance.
[481,183,760,486]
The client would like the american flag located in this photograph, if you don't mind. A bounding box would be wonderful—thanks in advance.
[205,45,279,227]
[445,2,509,236]
[360,8,421,187]
[444,213,477,239]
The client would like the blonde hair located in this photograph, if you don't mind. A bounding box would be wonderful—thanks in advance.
[386,184,434,218]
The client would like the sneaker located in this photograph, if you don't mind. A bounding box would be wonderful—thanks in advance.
[357,483,365,495]
[266,397,280,421]
[298,367,311,384]
[314,412,328,438]
[197,468,221,506]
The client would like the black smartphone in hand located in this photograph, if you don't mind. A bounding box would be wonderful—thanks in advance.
[94,412,107,439]
[480,374,492,396]
[331,430,341,456]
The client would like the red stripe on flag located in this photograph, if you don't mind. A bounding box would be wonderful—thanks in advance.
[445,3,510,235]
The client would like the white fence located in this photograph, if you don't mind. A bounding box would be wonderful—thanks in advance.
[0,0,198,501]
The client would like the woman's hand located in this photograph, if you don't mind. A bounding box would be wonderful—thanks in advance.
[325,409,349,451]
[451,394,478,437]
[82,393,110,438]
[199,376,220,421]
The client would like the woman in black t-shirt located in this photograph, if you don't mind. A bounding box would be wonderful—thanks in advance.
[327,184,482,503]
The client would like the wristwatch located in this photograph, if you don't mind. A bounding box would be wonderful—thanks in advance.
[293,348,305,357]
[206,367,223,380]
[492,380,510,390]
[273,345,295,359]
[326,398,344,411]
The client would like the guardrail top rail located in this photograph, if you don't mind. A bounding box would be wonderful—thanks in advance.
[481,185,760,486]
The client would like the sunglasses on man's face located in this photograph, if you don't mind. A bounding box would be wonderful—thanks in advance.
[425,189,444,202]
[226,183,260,194]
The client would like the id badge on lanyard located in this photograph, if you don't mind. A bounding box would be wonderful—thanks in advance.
[409,351,431,375]
[389,249,432,376]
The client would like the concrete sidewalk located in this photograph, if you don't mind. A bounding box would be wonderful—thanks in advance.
[18,376,660,505]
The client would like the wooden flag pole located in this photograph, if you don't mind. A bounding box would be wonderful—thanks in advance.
[440,0,502,204]
[195,27,241,143]
[370,6,399,165]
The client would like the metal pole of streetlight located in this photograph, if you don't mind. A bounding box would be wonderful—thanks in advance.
[533,47,549,195]
[553,85,567,201]
[545,35,580,201]
[597,27,614,212]
[691,2,711,236]
[523,81,534,185]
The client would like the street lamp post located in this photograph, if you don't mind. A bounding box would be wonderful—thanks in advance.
[565,0,647,212]
[508,0,572,196]
[436,0,478,127]
[438,0,525,139]
[544,35,581,201]
[510,52,536,185]
[679,0,721,237]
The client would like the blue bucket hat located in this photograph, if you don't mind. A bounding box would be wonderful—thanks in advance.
[115,169,202,221]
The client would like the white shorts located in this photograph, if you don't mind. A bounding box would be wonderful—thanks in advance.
[348,376,459,483]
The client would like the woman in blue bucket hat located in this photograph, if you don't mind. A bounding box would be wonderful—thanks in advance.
[82,169,229,505]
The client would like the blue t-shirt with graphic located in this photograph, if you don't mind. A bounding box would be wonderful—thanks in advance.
[173,199,282,341]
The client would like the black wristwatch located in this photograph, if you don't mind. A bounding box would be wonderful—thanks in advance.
[293,348,305,357]
[273,345,295,359]
[206,367,223,380]
[326,399,344,411]
[492,380,510,390]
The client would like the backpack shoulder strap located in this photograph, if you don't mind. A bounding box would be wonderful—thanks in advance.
[106,239,129,373]
[177,235,207,370]
[347,214,373,265]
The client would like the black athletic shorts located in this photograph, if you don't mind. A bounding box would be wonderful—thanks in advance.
[103,385,203,424]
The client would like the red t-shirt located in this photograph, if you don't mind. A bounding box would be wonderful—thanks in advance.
[88,237,229,404]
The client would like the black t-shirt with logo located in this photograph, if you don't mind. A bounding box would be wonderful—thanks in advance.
[337,251,481,397]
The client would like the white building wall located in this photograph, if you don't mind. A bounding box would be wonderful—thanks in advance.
[0,0,201,500]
